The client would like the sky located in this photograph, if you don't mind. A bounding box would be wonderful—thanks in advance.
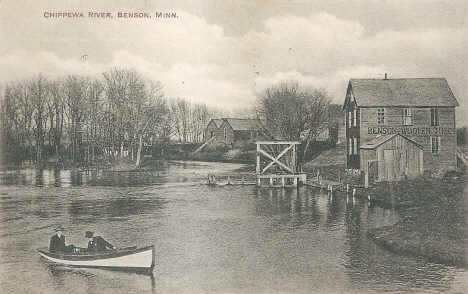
[1,0,467,125]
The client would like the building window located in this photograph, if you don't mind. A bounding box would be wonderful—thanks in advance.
[353,137,358,154]
[224,128,227,139]
[348,111,352,128]
[377,108,385,125]
[431,108,439,126]
[210,131,214,138]
[403,108,413,125]
[353,109,357,127]
[348,138,352,155]
[431,137,441,154]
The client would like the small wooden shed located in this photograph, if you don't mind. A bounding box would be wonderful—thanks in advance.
[360,134,423,182]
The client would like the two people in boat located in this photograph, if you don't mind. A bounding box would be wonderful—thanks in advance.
[49,226,116,253]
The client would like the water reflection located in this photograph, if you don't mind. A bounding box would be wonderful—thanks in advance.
[252,186,460,292]
[45,263,156,292]
[0,168,165,187]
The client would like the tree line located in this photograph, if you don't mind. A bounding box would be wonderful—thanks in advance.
[1,68,217,166]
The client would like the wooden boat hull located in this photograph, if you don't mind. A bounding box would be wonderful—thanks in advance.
[38,245,155,270]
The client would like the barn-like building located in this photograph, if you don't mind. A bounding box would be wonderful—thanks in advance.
[204,119,223,141]
[204,118,261,144]
[343,77,458,181]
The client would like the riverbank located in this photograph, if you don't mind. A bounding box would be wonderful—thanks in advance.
[302,146,468,268]
[366,173,467,268]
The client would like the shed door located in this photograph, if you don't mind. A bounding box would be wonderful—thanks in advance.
[383,149,402,181]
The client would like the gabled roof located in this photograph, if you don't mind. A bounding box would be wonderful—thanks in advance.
[209,119,223,128]
[222,118,260,131]
[348,78,459,107]
[360,133,423,150]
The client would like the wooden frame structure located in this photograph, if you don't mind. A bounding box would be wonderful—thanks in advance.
[256,141,306,187]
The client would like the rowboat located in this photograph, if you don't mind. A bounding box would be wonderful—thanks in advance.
[38,245,155,271]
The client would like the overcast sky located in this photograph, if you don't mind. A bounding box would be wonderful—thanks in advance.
[1,0,467,124]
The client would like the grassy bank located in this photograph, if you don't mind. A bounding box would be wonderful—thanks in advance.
[366,173,468,268]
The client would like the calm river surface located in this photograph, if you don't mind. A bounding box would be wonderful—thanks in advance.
[0,161,467,294]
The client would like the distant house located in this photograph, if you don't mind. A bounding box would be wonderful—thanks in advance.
[343,77,459,177]
[204,118,261,144]
[204,119,224,141]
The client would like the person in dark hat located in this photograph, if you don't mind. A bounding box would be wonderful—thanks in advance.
[49,226,75,253]
[85,231,116,252]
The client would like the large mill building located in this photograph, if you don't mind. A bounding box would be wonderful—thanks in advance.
[343,77,459,181]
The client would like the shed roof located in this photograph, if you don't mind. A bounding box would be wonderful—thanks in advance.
[360,133,423,150]
[223,118,260,131]
[349,78,459,107]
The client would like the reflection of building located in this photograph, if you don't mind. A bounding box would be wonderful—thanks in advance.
[204,118,261,144]
[343,78,458,179]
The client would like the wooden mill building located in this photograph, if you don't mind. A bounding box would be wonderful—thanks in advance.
[343,77,459,181]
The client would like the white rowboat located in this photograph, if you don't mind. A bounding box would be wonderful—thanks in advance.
[38,245,155,271]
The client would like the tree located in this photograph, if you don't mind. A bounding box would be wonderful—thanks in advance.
[0,85,22,163]
[30,75,50,164]
[135,80,166,166]
[63,75,88,162]
[48,80,65,158]
[83,78,104,163]
[255,81,331,163]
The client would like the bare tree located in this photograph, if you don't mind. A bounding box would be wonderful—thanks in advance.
[84,78,104,163]
[135,80,165,166]
[64,75,88,162]
[255,81,330,162]
[48,80,65,158]
[191,102,211,143]
[1,84,22,163]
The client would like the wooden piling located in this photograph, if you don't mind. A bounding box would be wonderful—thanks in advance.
[364,171,369,188]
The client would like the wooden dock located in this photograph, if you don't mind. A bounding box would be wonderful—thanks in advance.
[256,173,307,187]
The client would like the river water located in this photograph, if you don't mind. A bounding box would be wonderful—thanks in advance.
[0,161,467,294]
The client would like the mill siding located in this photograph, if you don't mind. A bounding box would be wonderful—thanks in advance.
[344,78,458,178]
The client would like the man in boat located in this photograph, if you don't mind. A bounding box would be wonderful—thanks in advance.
[49,226,75,253]
[85,231,116,252]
